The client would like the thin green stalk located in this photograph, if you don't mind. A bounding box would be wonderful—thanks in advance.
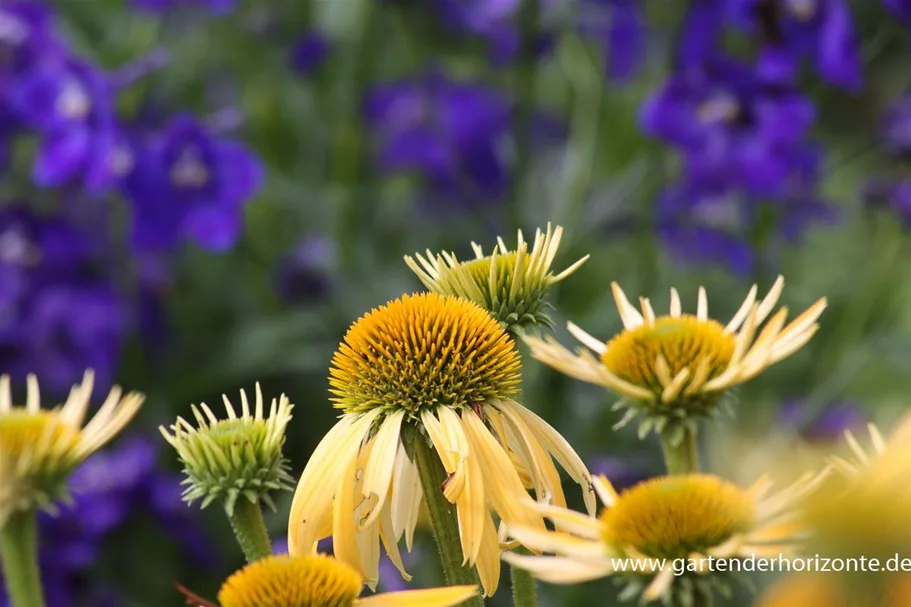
[509,547,539,607]
[0,510,45,607]
[406,427,485,607]
[227,499,273,563]
[659,426,699,475]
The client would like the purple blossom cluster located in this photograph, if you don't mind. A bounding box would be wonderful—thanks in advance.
[0,1,267,389]
[642,0,850,274]
[864,90,911,224]
[430,0,645,80]
[0,437,214,607]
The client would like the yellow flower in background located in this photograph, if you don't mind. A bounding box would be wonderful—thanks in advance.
[159,384,294,515]
[502,472,824,604]
[0,371,144,527]
[830,412,911,482]
[404,223,588,335]
[288,293,594,597]
[524,276,826,439]
[178,553,478,607]
[754,574,911,607]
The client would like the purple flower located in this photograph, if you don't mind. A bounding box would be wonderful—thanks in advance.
[881,90,911,157]
[864,178,911,226]
[290,33,331,75]
[10,56,119,191]
[272,236,336,303]
[0,206,126,393]
[130,0,238,14]
[364,73,512,206]
[779,400,866,442]
[0,3,67,97]
[641,55,815,196]
[587,456,651,492]
[726,0,862,90]
[123,115,263,252]
[656,147,836,275]
[884,0,911,25]
[579,0,646,81]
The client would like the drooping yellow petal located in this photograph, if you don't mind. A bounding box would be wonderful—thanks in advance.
[474,512,502,597]
[390,445,422,551]
[501,553,615,584]
[360,411,405,530]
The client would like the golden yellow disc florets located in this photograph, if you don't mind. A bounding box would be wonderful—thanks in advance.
[218,554,363,607]
[601,317,735,392]
[0,411,80,461]
[599,474,755,559]
[329,292,521,415]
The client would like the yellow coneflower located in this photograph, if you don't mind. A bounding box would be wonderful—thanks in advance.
[288,293,594,597]
[754,574,911,607]
[524,276,826,438]
[177,553,478,607]
[0,371,144,527]
[502,472,824,604]
[830,412,911,482]
[159,384,294,515]
[404,223,588,335]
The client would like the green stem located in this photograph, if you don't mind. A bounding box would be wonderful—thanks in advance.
[0,510,45,607]
[509,547,539,607]
[659,426,700,475]
[227,499,273,563]
[406,427,485,607]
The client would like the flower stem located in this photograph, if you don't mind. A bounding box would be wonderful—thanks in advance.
[407,427,485,607]
[227,499,273,563]
[0,510,45,607]
[509,547,539,607]
[659,425,700,475]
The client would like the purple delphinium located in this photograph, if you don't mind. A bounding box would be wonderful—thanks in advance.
[884,0,911,25]
[0,206,126,393]
[641,55,815,197]
[587,456,651,492]
[578,0,646,81]
[778,400,866,442]
[364,73,513,207]
[273,236,336,303]
[863,89,911,225]
[9,56,119,191]
[290,32,331,75]
[726,0,862,90]
[122,114,263,252]
[656,147,836,275]
[130,0,238,14]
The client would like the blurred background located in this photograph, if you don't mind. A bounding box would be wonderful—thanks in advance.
[2,0,911,605]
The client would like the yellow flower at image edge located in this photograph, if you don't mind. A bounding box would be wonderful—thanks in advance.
[754,573,911,607]
[0,371,145,526]
[289,293,595,597]
[502,472,825,604]
[525,276,826,437]
[180,554,478,607]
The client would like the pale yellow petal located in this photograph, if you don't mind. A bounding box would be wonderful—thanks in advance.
[475,512,502,597]
[391,445,422,550]
[611,282,644,329]
[507,525,605,559]
[354,586,479,607]
[643,566,675,600]
[501,553,615,584]
[566,322,607,355]
[360,411,405,529]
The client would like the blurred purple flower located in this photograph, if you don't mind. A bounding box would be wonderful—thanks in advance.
[579,0,646,81]
[123,115,263,252]
[882,90,911,157]
[864,178,911,226]
[0,206,126,393]
[365,73,512,206]
[0,3,67,97]
[273,236,336,303]
[587,456,650,492]
[657,147,836,275]
[727,0,862,90]
[641,55,815,197]
[9,56,118,191]
[778,400,866,442]
[290,33,331,75]
[884,0,911,24]
[130,0,238,14]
